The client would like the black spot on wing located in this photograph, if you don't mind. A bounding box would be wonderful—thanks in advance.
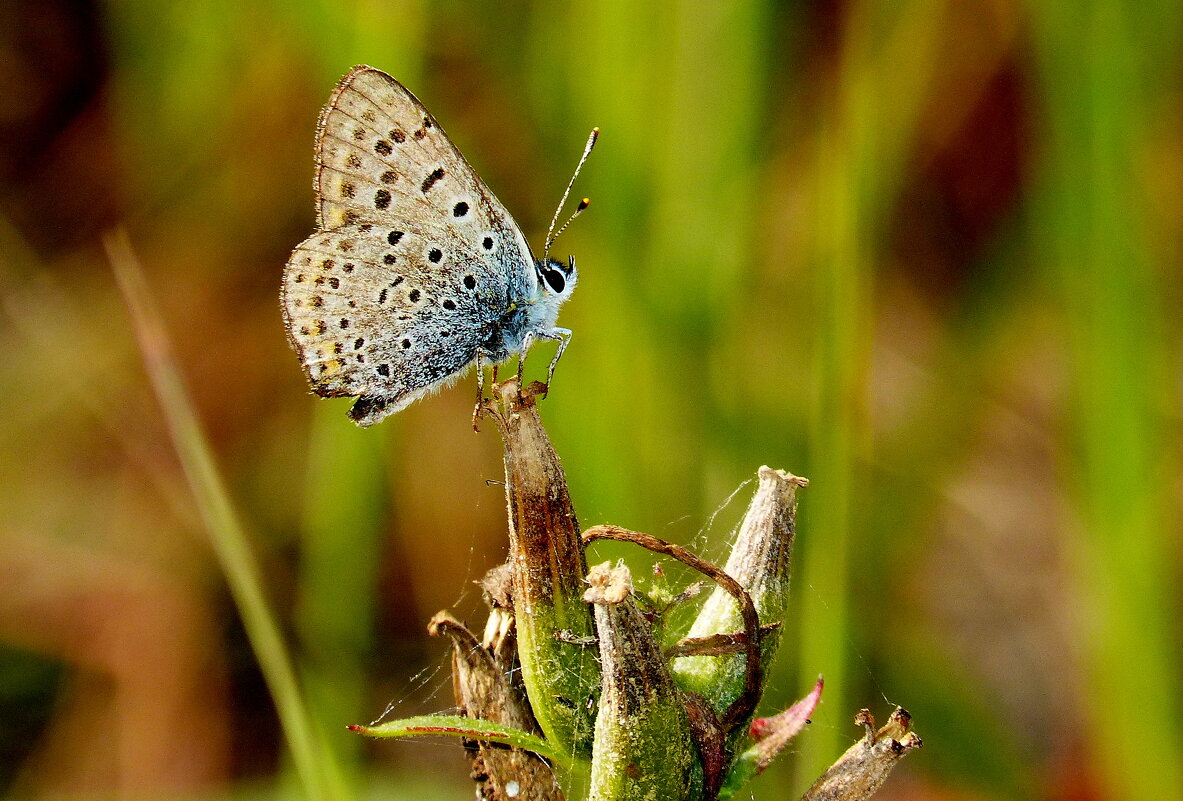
[421,167,445,193]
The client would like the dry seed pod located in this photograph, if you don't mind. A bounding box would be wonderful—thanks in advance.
[672,467,807,722]
[584,562,702,801]
[429,611,564,801]
[486,378,600,755]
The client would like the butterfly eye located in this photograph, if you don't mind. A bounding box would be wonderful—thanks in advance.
[543,268,566,294]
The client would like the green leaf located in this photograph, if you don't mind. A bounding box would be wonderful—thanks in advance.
[349,714,572,770]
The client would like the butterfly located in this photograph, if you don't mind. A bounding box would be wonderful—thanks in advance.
[282,65,595,426]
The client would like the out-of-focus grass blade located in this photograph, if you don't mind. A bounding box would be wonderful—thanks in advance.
[285,6,430,785]
[294,405,386,785]
[1029,3,1183,799]
[289,0,428,85]
[106,229,346,801]
[795,0,943,789]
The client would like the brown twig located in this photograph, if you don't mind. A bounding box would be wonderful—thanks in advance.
[581,524,762,730]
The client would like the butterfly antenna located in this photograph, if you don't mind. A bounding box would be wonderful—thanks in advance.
[544,127,599,259]
[551,197,591,245]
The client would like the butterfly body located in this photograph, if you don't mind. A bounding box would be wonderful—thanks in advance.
[282,66,577,426]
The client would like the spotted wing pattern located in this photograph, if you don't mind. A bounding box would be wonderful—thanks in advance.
[281,66,539,425]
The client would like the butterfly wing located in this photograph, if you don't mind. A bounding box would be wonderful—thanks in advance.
[282,66,539,425]
[282,221,512,424]
[314,67,523,240]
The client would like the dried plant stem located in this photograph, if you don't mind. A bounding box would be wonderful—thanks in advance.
[582,525,762,730]
[483,379,599,754]
[108,229,342,801]
[392,379,922,801]
[429,611,565,801]
[800,708,922,801]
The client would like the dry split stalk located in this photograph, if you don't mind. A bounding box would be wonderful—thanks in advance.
[801,708,923,801]
[429,606,565,800]
[482,379,600,756]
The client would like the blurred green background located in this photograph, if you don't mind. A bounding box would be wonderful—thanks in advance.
[1,0,1180,799]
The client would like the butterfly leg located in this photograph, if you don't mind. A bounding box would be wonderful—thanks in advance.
[519,328,572,398]
[540,328,572,397]
[472,351,486,432]
[517,332,534,388]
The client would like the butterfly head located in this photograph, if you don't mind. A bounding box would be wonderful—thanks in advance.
[536,256,577,300]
